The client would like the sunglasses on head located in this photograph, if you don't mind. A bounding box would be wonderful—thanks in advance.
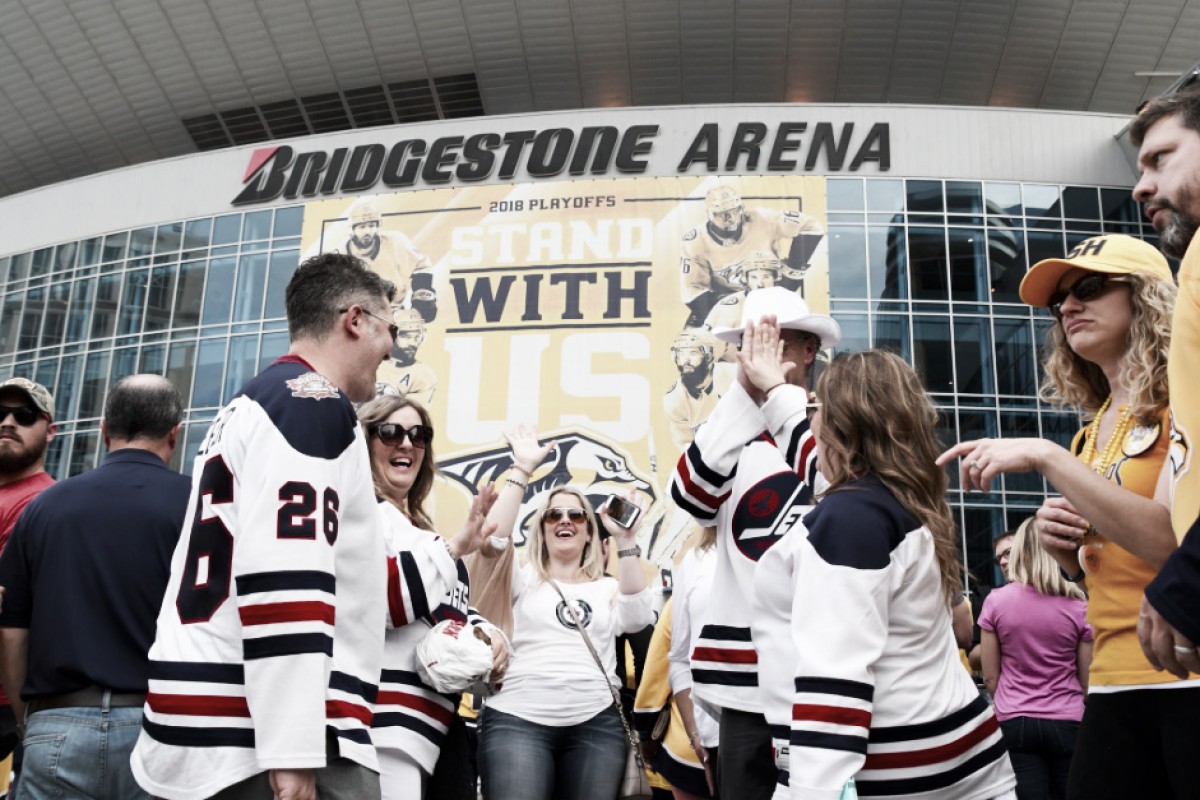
[1048,273,1124,320]
[542,507,588,524]
[372,422,433,448]
[0,406,41,426]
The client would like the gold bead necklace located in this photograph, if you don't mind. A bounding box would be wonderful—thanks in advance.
[1080,395,1134,477]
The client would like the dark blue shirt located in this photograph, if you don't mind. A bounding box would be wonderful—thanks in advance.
[0,448,191,697]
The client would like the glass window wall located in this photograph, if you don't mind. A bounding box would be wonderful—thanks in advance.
[0,182,1150,598]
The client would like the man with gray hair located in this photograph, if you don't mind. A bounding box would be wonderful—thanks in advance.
[0,374,190,799]
[1132,87,1200,680]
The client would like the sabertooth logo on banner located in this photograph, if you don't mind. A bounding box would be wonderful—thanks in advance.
[437,431,656,549]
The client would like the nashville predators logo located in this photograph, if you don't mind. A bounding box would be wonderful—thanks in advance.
[286,372,340,400]
[439,431,656,549]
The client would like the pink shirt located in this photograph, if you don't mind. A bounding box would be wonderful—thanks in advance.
[978,582,1093,722]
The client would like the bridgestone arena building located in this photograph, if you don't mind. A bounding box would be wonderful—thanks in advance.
[0,103,1166,588]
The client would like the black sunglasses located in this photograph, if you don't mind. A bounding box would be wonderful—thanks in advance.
[373,422,433,448]
[340,306,400,342]
[0,406,41,426]
[542,507,588,524]
[994,547,1012,566]
[1048,274,1124,320]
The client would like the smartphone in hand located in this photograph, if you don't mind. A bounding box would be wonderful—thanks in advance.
[602,495,642,528]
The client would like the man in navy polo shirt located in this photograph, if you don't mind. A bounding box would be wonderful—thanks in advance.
[0,374,190,799]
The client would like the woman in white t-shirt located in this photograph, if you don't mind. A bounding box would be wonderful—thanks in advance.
[476,482,655,800]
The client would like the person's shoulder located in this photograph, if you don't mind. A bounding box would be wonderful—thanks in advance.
[981,582,1017,610]
[804,476,920,570]
[237,357,358,460]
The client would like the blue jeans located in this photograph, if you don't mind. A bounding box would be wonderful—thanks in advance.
[478,706,627,800]
[17,705,149,800]
[998,716,1077,800]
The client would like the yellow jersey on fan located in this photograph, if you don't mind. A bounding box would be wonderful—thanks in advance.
[1071,411,1179,685]
[1169,234,1198,542]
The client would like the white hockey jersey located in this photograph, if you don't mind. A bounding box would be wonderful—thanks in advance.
[131,356,387,800]
[668,382,821,713]
[754,475,1015,800]
[375,501,492,774]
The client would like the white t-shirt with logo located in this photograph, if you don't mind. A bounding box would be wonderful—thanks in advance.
[485,563,654,726]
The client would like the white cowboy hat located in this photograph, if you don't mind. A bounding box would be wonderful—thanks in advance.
[712,286,841,347]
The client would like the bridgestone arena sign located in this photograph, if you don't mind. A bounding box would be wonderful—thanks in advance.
[233,121,890,206]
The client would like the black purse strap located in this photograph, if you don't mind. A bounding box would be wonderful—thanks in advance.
[549,579,646,769]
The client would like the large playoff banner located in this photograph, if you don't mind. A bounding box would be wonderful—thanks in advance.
[300,176,828,566]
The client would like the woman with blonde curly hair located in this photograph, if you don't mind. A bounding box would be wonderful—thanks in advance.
[939,234,1194,798]
[979,518,1093,800]
[745,333,1016,797]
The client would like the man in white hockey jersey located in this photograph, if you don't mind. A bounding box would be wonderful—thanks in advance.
[132,253,397,800]
[680,186,824,326]
[670,287,839,800]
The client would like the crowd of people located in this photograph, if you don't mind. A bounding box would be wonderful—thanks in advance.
[0,89,1196,800]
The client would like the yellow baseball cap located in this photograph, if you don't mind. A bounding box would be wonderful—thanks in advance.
[1019,234,1173,307]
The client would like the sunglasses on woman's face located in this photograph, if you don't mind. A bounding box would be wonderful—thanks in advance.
[542,507,588,524]
[1048,273,1123,320]
[373,422,433,448]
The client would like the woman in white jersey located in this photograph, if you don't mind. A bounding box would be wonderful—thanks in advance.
[358,395,508,800]
[744,336,1016,799]
[475,481,655,800]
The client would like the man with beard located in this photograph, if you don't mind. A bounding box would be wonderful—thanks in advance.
[375,308,437,405]
[0,377,55,784]
[342,203,437,322]
[1131,87,1200,683]
[679,186,824,326]
[662,329,735,451]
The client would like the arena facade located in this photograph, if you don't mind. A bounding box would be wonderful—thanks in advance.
[0,101,1160,587]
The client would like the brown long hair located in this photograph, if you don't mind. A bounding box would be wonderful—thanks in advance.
[356,395,438,530]
[815,350,962,604]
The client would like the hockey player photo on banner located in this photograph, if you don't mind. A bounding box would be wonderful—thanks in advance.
[299,175,829,565]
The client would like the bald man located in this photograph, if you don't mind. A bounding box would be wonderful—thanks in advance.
[0,374,191,799]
